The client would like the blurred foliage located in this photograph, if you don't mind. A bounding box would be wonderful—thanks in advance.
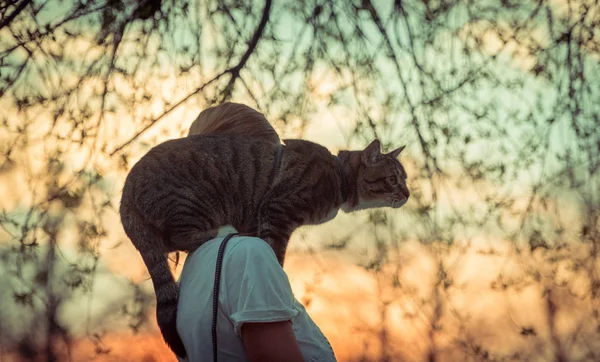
[0,0,599,360]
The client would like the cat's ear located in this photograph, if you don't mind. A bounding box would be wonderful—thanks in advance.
[387,145,406,159]
[362,139,381,165]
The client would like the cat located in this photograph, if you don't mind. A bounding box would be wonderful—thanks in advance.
[119,134,409,358]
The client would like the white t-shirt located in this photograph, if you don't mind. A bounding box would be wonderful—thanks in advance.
[176,230,337,362]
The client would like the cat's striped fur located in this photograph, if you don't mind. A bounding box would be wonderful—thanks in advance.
[119,134,409,358]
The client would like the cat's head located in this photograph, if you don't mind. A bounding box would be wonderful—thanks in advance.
[346,139,409,212]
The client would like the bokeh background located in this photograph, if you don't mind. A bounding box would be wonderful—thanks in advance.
[1,0,599,361]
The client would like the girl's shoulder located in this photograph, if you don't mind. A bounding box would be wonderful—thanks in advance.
[225,235,278,265]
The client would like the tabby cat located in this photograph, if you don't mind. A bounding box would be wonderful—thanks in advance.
[119,134,409,358]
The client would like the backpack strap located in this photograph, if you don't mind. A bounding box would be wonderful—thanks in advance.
[212,232,238,362]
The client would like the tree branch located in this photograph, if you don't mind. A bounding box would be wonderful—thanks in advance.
[218,0,272,102]
[108,71,227,157]
[0,0,32,30]
[110,0,272,155]
[364,0,441,175]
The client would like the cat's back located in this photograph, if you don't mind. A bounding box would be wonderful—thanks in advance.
[122,134,277,208]
[145,134,273,160]
[121,134,281,231]
[280,138,335,166]
[127,134,275,177]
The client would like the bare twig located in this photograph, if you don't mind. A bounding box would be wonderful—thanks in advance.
[364,0,441,175]
[110,0,272,155]
[0,0,32,30]
[108,71,225,156]
[217,0,272,102]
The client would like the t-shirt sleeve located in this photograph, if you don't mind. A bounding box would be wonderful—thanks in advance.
[223,237,299,337]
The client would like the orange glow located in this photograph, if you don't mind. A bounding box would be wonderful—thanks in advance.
[10,241,590,362]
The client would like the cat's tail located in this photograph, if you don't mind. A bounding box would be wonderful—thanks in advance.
[140,248,187,358]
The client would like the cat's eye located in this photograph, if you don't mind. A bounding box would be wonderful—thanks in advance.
[387,175,397,185]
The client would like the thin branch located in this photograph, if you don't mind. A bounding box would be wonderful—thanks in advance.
[217,0,272,102]
[108,71,227,157]
[109,0,272,155]
[238,74,262,111]
[364,0,441,175]
[0,3,110,58]
[93,21,126,158]
[0,0,32,30]
[420,68,483,107]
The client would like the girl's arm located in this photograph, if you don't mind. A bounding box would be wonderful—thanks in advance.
[242,321,305,362]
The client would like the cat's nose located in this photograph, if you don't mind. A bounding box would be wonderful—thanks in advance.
[401,188,410,200]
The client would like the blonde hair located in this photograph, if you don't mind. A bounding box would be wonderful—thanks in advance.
[188,102,280,144]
